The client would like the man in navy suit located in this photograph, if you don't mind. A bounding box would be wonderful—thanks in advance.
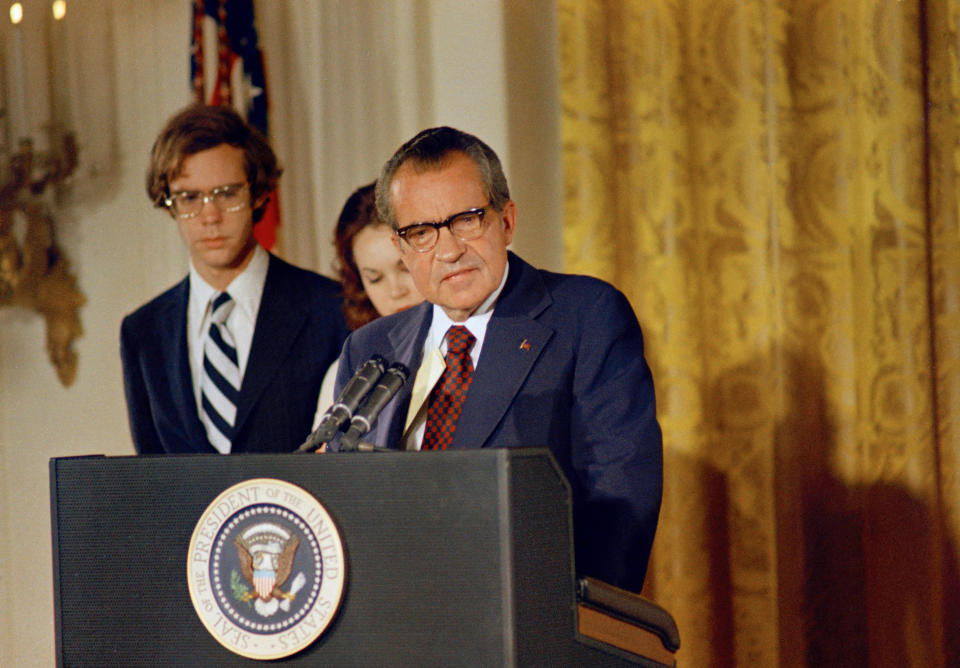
[121,105,348,454]
[332,127,662,592]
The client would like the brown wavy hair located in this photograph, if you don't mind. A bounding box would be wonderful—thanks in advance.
[334,182,385,330]
[146,104,281,223]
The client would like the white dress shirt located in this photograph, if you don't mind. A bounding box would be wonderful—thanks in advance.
[402,263,510,450]
[186,245,269,422]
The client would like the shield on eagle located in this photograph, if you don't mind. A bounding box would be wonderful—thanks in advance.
[235,523,299,607]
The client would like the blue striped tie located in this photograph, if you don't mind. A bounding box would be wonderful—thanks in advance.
[200,292,241,453]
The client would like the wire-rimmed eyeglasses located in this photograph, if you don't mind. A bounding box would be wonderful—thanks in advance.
[164,183,249,219]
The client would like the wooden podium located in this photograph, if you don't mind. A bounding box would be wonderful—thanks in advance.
[50,449,677,666]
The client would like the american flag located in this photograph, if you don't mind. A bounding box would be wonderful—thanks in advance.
[191,0,279,250]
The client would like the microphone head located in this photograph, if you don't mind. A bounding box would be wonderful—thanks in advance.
[368,354,388,369]
[339,361,411,451]
[336,354,387,410]
[300,354,388,449]
[384,361,410,382]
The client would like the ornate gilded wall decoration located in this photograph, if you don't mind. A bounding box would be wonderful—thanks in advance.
[0,137,85,386]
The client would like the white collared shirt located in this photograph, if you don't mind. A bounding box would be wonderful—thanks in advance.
[187,245,269,416]
[403,262,510,450]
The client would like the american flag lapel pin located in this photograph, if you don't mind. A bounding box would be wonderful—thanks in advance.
[519,339,531,351]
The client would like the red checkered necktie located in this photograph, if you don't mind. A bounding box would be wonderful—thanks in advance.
[422,326,476,450]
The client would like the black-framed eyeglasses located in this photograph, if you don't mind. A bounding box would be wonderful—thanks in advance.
[164,183,249,219]
[395,206,490,253]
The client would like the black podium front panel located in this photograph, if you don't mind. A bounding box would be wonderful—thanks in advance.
[50,449,638,666]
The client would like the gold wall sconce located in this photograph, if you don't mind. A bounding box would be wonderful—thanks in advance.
[2,0,86,386]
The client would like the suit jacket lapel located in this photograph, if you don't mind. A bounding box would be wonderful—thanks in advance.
[169,279,216,453]
[233,256,307,436]
[373,303,432,448]
[451,253,554,449]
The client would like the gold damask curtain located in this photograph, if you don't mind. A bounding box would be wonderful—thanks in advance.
[559,1,960,665]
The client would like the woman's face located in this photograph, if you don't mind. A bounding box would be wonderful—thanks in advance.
[352,224,422,316]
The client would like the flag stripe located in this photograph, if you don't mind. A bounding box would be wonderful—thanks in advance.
[191,0,278,249]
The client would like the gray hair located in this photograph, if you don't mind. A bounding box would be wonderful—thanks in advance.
[374,126,510,229]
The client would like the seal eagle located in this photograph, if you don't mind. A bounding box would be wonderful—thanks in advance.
[235,523,299,604]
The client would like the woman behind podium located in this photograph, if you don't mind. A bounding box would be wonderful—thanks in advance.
[311,182,423,426]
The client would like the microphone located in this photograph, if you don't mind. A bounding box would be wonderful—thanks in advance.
[298,355,386,452]
[338,362,410,452]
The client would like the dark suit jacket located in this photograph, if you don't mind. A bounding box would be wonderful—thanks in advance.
[333,252,662,592]
[121,253,349,455]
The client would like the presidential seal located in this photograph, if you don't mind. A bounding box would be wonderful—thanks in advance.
[187,478,346,660]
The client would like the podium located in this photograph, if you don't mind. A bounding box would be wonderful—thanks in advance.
[50,449,677,666]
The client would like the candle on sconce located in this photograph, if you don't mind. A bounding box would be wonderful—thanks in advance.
[48,0,72,133]
[9,1,28,142]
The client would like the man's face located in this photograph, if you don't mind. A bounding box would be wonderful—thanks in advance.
[390,152,515,322]
[168,143,259,290]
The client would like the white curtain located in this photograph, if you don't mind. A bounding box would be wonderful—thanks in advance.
[257,0,562,275]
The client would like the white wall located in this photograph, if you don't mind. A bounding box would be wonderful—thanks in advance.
[1,2,192,664]
[0,1,559,664]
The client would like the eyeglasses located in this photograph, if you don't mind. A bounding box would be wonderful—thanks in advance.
[164,183,249,219]
[395,206,490,253]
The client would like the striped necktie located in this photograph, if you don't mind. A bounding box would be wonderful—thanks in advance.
[200,292,241,453]
[422,326,476,450]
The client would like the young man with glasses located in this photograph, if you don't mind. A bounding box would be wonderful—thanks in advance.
[331,126,663,594]
[121,104,349,455]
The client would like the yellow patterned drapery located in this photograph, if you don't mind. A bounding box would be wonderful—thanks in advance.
[559,1,960,665]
